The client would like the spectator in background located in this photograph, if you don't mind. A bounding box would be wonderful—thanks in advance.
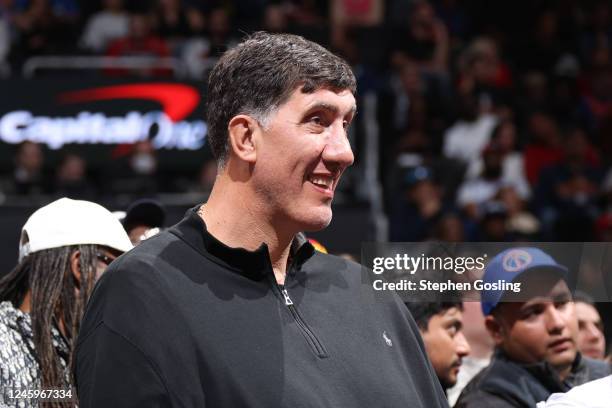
[433,0,468,41]
[516,72,550,128]
[154,0,205,42]
[550,61,582,129]
[594,213,612,241]
[457,37,513,107]
[602,169,612,209]
[54,153,96,200]
[456,143,527,217]
[0,198,132,403]
[207,7,237,57]
[262,3,288,33]
[578,62,612,135]
[389,166,449,241]
[455,247,611,408]
[405,291,471,392]
[284,0,325,28]
[388,58,453,143]
[80,0,129,53]
[579,1,612,64]
[465,119,530,200]
[497,186,541,241]
[4,141,48,195]
[432,212,465,242]
[121,198,166,245]
[0,14,9,68]
[107,140,160,195]
[447,300,495,406]
[106,12,171,77]
[442,89,497,165]
[390,0,449,75]
[523,112,564,186]
[477,201,511,241]
[390,62,428,134]
[533,127,603,240]
[12,0,76,60]
[574,292,606,361]
[519,10,565,75]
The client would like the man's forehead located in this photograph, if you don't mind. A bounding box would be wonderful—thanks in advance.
[502,269,569,301]
[575,302,600,320]
[439,306,463,320]
[495,279,571,315]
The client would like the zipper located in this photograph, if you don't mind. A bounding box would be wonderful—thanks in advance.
[280,288,293,306]
[277,283,328,358]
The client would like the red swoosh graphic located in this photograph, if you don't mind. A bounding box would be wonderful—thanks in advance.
[57,83,200,122]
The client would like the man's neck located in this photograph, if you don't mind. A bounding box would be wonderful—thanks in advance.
[555,362,573,382]
[499,348,575,382]
[200,176,295,285]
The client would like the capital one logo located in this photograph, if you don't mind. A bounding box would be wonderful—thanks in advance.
[0,83,207,150]
[58,83,200,122]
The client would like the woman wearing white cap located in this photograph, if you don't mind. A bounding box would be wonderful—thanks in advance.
[0,198,132,407]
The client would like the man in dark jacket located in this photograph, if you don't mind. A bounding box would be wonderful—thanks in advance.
[455,247,611,408]
[75,32,449,407]
[405,287,471,392]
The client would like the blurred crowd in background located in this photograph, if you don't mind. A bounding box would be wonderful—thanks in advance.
[0,0,612,243]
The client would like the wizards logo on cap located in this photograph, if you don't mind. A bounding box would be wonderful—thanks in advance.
[501,249,533,272]
[480,247,569,315]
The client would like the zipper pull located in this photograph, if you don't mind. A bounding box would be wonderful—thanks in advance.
[281,288,293,306]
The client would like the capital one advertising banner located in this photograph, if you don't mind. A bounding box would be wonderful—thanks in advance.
[0,79,208,151]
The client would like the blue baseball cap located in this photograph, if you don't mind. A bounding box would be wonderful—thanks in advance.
[481,247,568,315]
[403,166,432,188]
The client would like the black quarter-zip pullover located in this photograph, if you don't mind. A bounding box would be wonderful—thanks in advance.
[75,207,448,408]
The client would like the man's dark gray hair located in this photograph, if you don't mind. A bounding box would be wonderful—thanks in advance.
[206,31,357,166]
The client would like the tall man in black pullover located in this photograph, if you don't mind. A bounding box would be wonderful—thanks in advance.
[75,32,448,407]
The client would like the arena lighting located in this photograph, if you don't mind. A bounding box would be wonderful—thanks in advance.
[0,82,208,150]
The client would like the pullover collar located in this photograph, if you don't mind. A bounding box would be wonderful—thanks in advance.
[169,206,315,281]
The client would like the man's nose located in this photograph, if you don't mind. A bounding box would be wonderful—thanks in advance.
[585,323,603,341]
[322,123,354,169]
[546,306,567,333]
[455,332,471,358]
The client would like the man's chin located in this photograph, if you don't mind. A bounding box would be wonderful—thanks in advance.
[548,348,577,368]
[299,208,333,232]
[439,376,457,391]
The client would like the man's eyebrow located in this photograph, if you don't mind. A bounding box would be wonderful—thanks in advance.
[552,292,571,302]
[520,299,545,310]
[306,102,357,116]
[446,318,463,329]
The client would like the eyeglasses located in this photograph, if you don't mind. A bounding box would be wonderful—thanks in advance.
[96,253,116,266]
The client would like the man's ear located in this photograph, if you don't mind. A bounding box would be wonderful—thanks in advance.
[227,114,259,164]
[484,314,504,346]
[70,250,82,290]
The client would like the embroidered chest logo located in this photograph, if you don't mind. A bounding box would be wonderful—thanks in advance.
[383,331,393,347]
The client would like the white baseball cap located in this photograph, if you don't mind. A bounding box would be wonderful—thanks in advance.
[19,197,133,261]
